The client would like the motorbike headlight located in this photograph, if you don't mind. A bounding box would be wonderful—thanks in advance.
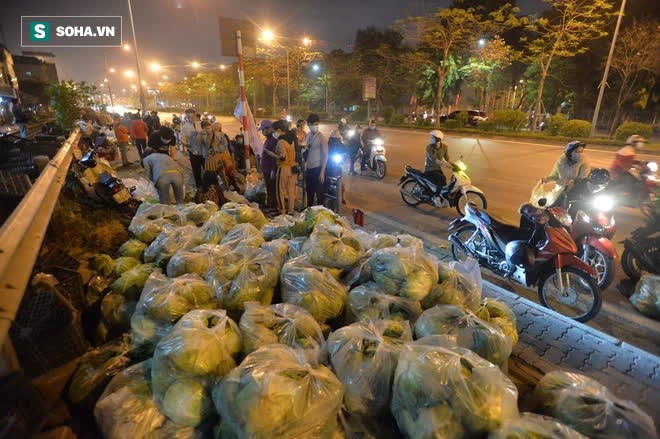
[332,153,343,164]
[373,138,384,146]
[593,195,614,212]
[348,129,355,137]
[648,161,658,172]
[577,211,590,223]
[456,160,467,171]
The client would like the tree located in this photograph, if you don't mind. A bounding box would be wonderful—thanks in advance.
[524,0,614,131]
[460,36,513,111]
[607,20,660,135]
[46,80,87,128]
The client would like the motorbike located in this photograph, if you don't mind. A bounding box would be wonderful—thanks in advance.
[610,161,657,213]
[67,149,138,214]
[399,157,487,216]
[355,138,387,179]
[621,205,659,282]
[322,150,346,213]
[448,200,602,322]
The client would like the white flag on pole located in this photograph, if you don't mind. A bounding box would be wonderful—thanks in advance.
[233,98,263,156]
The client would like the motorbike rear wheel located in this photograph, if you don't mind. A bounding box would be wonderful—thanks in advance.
[450,224,486,262]
[621,248,642,282]
[375,160,386,179]
[538,267,602,323]
[583,246,615,290]
[456,191,487,216]
[400,179,424,206]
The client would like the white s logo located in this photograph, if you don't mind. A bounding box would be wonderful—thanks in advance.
[35,24,46,39]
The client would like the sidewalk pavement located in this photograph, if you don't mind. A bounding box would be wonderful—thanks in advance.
[352,208,660,422]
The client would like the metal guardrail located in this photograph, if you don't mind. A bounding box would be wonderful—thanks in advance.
[0,128,80,356]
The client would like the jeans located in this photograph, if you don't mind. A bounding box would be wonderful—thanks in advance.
[424,170,446,194]
[306,166,324,207]
[156,171,184,204]
[188,152,205,188]
[18,123,28,139]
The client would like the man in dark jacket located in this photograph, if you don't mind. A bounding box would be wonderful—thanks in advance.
[11,98,28,138]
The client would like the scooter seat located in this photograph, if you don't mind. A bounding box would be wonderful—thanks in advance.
[97,172,115,185]
[470,206,525,242]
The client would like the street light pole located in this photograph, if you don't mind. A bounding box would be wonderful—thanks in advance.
[590,0,627,138]
[103,55,115,109]
[286,48,290,112]
[127,0,147,115]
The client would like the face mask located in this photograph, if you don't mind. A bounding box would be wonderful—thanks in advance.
[430,136,437,144]
[310,125,318,133]
[369,126,375,130]
[273,132,280,139]
[634,141,644,150]
[571,151,581,161]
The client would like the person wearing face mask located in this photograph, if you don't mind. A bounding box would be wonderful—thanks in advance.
[304,113,329,207]
[360,119,382,172]
[543,140,590,186]
[269,120,298,215]
[610,134,646,182]
[259,119,279,213]
[338,117,349,139]
[424,130,452,206]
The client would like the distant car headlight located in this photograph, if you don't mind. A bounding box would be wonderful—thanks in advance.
[648,161,658,172]
[332,153,343,164]
[593,195,614,212]
[373,138,384,146]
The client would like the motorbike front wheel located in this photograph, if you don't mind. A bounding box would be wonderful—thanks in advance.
[583,246,615,290]
[621,248,642,282]
[400,179,425,206]
[456,191,487,216]
[375,160,386,179]
[450,224,486,262]
[538,267,602,323]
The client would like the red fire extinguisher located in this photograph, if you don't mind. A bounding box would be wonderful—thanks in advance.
[352,208,364,227]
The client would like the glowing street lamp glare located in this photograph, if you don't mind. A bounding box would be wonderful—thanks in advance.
[303,37,311,46]
[123,43,130,51]
[312,64,320,72]
[124,70,135,78]
[191,61,200,69]
[150,62,161,72]
[109,67,116,73]
[261,29,275,43]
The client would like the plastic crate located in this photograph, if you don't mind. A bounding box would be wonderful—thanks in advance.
[0,372,49,438]
[10,282,74,339]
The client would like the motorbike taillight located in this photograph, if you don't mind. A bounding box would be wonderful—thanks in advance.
[111,184,122,193]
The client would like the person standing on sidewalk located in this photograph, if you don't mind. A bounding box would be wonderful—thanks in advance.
[130,114,148,163]
[271,120,298,215]
[259,119,278,213]
[304,113,328,207]
[113,114,130,167]
[181,109,208,188]
[143,146,184,204]
[10,98,28,138]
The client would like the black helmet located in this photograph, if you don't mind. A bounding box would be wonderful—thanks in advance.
[587,168,610,192]
[564,140,586,160]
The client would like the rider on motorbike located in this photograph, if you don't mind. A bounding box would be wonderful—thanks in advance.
[424,129,452,206]
[360,119,382,171]
[610,134,645,184]
[543,141,590,186]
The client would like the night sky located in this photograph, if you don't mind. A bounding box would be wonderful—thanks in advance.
[0,0,545,86]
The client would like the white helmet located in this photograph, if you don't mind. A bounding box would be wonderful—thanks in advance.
[430,130,444,141]
[626,134,645,149]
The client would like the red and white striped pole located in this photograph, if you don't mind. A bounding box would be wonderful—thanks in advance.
[236,30,251,170]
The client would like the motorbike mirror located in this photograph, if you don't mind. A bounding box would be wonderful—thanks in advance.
[538,198,547,207]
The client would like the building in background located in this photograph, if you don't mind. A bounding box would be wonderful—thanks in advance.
[12,52,59,107]
[0,45,19,126]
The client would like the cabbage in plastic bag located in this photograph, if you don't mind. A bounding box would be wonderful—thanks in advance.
[533,370,657,439]
[220,201,267,229]
[68,335,132,405]
[212,344,344,439]
[328,319,412,415]
[261,238,290,270]
[177,201,219,226]
[129,203,184,244]
[239,302,326,364]
[369,246,438,301]
[206,247,279,313]
[391,337,519,438]
[489,412,587,439]
[110,263,158,300]
[281,256,347,323]
[91,253,115,276]
[303,224,363,270]
[166,244,228,278]
[629,274,660,319]
[288,205,350,237]
[422,259,482,311]
[144,224,204,267]
[113,256,141,277]
[152,309,241,426]
[288,236,308,258]
[220,223,266,250]
[348,282,422,323]
[261,214,295,241]
[118,239,147,260]
[476,298,518,347]
[101,292,137,330]
[87,275,113,305]
[415,305,512,368]
[196,211,237,244]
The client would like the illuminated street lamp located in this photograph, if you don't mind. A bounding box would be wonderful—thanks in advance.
[312,64,320,72]
[162,75,169,80]
[124,69,135,78]
[303,37,312,46]
[109,67,116,73]
[191,61,200,69]
[478,38,486,47]
[219,64,226,70]
[150,62,161,72]
[261,29,275,44]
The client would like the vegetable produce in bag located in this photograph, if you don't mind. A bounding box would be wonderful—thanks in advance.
[195,211,237,244]
[288,205,350,237]
[260,238,290,270]
[144,224,204,267]
[303,224,363,269]
[166,244,228,278]
[369,246,438,301]
[131,272,217,352]
[348,282,422,323]
[90,254,114,277]
[151,309,242,427]
[489,412,587,439]
[422,258,482,311]
[629,274,660,319]
[533,370,657,439]
[113,256,141,276]
[118,239,147,260]
[415,305,512,368]
[101,292,137,330]
[328,319,413,415]
[205,246,279,313]
[220,223,266,250]
[129,203,184,244]
[212,344,344,439]
[476,298,519,347]
[177,201,219,226]
[261,215,295,241]
[220,201,267,229]
[281,256,347,323]
[110,263,158,299]
[391,337,519,438]
[239,302,326,364]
